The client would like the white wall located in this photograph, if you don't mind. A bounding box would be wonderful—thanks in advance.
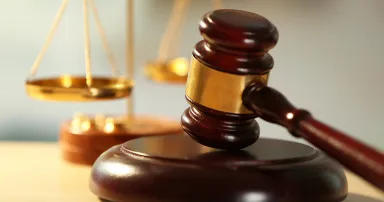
[0,0,383,150]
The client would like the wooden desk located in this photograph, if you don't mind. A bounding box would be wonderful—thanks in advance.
[0,142,382,202]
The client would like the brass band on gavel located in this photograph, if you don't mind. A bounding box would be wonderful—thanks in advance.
[186,57,269,114]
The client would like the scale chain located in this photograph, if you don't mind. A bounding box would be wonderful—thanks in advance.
[83,0,93,88]
[28,0,124,88]
[157,0,223,62]
[27,0,70,80]
[157,0,190,62]
[89,0,121,77]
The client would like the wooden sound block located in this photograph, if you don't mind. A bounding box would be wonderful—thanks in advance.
[90,134,348,202]
[59,115,183,165]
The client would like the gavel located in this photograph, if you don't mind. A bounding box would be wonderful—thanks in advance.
[181,9,384,190]
[90,9,384,202]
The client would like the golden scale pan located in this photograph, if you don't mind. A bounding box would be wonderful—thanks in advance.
[144,0,223,84]
[25,75,133,101]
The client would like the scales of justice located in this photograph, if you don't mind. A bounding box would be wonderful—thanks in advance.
[26,1,383,202]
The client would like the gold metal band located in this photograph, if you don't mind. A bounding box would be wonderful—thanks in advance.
[185,57,269,114]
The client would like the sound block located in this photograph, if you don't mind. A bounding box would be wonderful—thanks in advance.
[90,135,348,202]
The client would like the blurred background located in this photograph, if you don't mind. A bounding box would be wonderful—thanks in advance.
[0,0,383,150]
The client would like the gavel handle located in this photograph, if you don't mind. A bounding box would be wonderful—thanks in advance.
[298,117,384,190]
[243,84,384,191]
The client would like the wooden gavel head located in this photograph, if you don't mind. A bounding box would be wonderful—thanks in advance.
[181,9,279,150]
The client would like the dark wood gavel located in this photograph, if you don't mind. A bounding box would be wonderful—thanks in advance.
[89,9,383,202]
[181,9,384,191]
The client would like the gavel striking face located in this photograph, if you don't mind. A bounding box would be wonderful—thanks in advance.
[181,9,384,190]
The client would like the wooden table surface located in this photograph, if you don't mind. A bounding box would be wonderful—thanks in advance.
[0,142,383,202]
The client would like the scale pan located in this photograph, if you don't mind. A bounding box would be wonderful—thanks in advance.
[25,75,134,102]
[145,57,189,84]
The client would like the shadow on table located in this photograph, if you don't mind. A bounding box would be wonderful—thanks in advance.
[345,193,383,202]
